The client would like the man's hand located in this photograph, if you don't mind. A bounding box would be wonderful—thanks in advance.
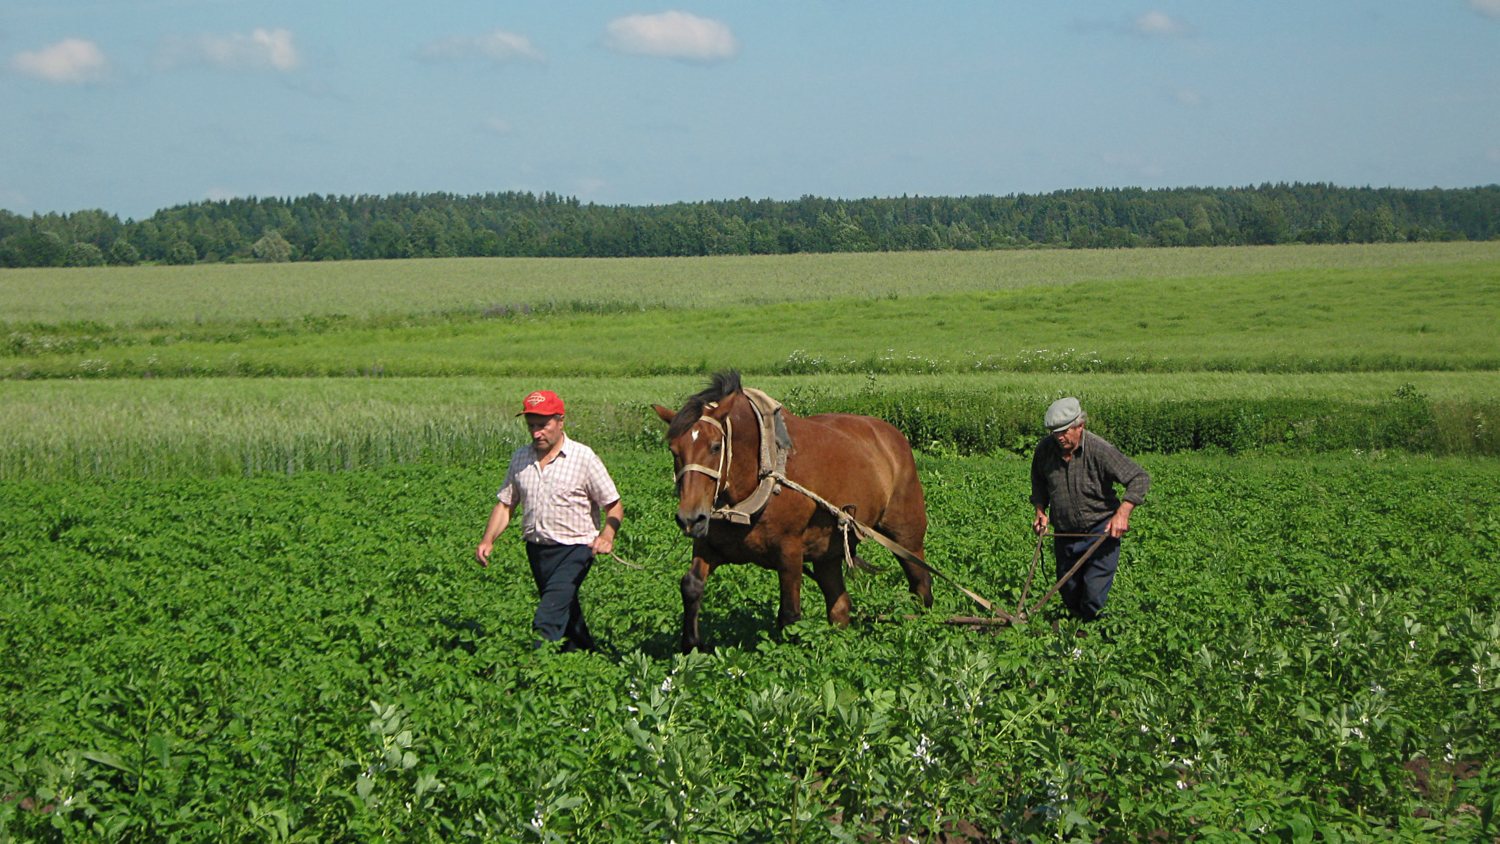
[1033,508,1050,535]
[1105,502,1135,538]
[476,501,513,568]
[591,499,624,556]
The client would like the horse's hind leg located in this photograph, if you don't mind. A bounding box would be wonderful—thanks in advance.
[893,544,934,608]
[810,557,852,627]
[681,554,718,653]
[879,490,934,608]
[900,556,934,608]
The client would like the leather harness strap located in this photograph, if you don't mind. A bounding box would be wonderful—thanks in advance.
[674,407,729,486]
[675,389,788,526]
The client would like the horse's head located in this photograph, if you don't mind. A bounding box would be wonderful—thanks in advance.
[653,372,753,538]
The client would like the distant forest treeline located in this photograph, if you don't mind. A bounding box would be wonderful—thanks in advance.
[2,183,1497,268]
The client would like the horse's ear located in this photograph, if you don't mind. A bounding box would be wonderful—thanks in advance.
[652,404,676,425]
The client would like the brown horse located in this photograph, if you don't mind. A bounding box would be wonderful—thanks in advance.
[653,372,933,652]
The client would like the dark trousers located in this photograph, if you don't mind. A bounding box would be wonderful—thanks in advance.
[1054,518,1121,622]
[526,542,596,652]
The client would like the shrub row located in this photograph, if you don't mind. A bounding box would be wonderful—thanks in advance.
[785,385,1500,457]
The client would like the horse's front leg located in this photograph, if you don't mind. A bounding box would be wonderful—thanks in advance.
[681,553,717,653]
[775,541,806,630]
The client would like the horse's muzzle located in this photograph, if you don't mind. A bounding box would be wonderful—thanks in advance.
[676,508,710,538]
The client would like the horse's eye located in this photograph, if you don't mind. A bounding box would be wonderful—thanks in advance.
[709,442,722,454]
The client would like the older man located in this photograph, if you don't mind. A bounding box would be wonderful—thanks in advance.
[476,390,623,652]
[1030,397,1150,622]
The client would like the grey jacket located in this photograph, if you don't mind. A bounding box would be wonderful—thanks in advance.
[1030,431,1150,533]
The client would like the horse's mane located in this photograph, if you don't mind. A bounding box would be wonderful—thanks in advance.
[668,370,742,440]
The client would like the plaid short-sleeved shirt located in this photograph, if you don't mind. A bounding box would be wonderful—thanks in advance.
[498,435,620,546]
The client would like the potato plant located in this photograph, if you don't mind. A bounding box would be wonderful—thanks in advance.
[2,451,1497,841]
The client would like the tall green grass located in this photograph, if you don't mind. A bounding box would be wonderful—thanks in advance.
[0,377,707,480]
[0,388,512,480]
[4,374,1497,481]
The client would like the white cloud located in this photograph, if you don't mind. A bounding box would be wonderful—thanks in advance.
[418,30,544,64]
[10,38,108,84]
[1133,11,1192,38]
[1487,147,1500,163]
[483,117,514,135]
[1172,88,1207,107]
[159,28,301,71]
[602,11,739,62]
[1472,0,1500,19]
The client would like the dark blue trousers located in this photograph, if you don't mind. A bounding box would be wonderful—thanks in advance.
[1054,518,1121,622]
[526,542,596,652]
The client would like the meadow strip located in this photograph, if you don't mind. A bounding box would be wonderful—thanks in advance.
[5,258,1499,380]
[2,241,1497,327]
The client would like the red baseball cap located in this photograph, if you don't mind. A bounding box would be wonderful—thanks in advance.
[518,390,565,417]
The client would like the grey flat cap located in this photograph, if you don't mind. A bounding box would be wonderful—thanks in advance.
[1044,397,1084,432]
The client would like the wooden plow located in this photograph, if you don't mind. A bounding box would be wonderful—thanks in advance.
[883,530,1109,629]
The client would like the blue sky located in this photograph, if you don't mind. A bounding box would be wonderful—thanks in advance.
[3,1,1499,220]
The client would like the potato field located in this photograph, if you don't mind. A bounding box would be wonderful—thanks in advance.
[2,245,1498,842]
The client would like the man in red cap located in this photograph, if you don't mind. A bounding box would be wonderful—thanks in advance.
[475,390,623,652]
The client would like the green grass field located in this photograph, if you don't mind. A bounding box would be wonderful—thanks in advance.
[5,243,1500,839]
[5,242,1498,326]
[5,252,1499,379]
[4,243,1499,477]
